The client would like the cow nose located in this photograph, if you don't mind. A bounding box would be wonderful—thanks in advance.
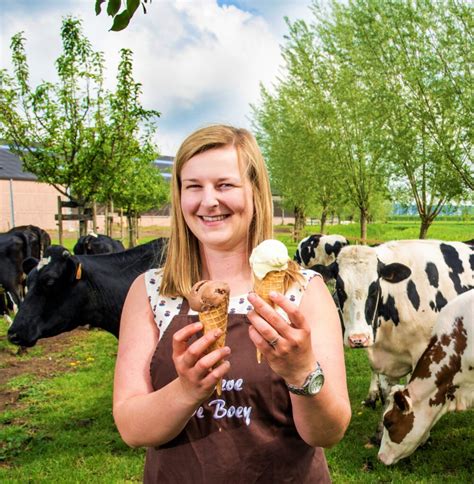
[348,334,369,348]
[377,452,392,466]
[7,331,21,345]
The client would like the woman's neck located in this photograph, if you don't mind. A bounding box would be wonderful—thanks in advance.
[200,246,252,296]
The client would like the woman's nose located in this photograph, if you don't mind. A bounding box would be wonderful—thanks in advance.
[201,186,219,208]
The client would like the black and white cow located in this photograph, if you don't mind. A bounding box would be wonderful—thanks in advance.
[378,289,474,465]
[294,234,349,281]
[330,240,473,406]
[7,238,167,347]
[73,233,125,255]
[0,225,51,309]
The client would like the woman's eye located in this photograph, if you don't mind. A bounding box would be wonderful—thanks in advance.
[184,184,201,190]
[218,183,233,190]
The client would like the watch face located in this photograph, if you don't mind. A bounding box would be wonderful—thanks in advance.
[308,373,324,395]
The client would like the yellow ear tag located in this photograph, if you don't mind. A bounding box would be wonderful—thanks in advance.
[75,263,82,280]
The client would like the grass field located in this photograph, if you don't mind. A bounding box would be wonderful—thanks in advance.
[1,325,472,483]
[1,222,473,482]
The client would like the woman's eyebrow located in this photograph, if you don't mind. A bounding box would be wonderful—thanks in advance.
[182,176,240,183]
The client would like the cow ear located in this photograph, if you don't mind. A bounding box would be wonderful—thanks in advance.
[23,257,39,275]
[379,262,411,283]
[394,390,412,414]
[65,257,81,282]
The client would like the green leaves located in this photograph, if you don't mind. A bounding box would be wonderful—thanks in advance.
[111,10,132,32]
[1,16,165,223]
[253,0,472,239]
[106,0,121,17]
[95,0,151,31]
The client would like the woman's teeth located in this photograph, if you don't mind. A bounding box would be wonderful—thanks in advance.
[201,215,227,222]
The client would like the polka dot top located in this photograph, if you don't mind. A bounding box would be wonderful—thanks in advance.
[145,268,321,341]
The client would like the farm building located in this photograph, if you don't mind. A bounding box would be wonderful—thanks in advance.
[0,146,174,232]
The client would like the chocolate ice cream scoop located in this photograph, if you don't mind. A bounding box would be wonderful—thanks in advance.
[188,280,230,312]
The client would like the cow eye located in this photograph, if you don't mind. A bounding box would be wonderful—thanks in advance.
[383,418,393,430]
[40,276,56,289]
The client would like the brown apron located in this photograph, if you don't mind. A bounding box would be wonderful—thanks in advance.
[144,300,331,484]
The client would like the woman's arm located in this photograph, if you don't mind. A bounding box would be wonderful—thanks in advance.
[247,276,351,448]
[113,274,231,448]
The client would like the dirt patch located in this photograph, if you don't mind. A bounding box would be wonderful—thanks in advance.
[0,329,89,412]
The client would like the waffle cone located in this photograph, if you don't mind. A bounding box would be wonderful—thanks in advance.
[253,270,286,363]
[199,300,229,395]
[254,270,286,306]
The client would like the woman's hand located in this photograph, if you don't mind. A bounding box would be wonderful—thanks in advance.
[172,322,231,405]
[247,292,316,386]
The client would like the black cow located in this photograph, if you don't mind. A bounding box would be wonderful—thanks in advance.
[7,238,167,347]
[73,234,125,255]
[0,225,51,308]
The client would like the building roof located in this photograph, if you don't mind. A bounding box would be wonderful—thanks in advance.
[0,147,38,181]
[0,146,174,181]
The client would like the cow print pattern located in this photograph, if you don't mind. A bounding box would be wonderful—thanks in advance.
[145,268,320,341]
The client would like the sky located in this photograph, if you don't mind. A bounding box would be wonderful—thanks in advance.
[0,0,314,156]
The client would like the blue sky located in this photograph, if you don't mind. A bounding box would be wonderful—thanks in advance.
[0,0,313,155]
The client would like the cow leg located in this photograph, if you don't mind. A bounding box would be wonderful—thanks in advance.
[370,374,400,445]
[362,371,380,409]
[378,374,399,405]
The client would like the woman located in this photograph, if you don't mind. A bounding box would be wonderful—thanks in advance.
[113,125,351,483]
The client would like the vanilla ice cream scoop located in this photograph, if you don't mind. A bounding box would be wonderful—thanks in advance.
[249,239,290,280]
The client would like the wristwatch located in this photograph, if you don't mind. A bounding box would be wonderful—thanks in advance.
[286,362,325,396]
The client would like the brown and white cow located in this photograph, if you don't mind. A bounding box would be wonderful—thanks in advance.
[378,289,474,465]
[329,240,473,406]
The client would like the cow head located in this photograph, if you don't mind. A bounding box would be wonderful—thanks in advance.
[0,233,33,307]
[332,246,412,348]
[378,385,435,465]
[294,234,349,275]
[7,249,86,347]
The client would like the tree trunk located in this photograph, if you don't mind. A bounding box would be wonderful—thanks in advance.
[419,218,432,239]
[120,208,124,241]
[127,212,138,248]
[320,208,327,234]
[127,213,134,248]
[360,207,368,244]
[293,206,306,242]
[107,200,114,237]
[92,201,97,233]
[78,205,87,237]
[135,214,139,243]
[104,202,109,235]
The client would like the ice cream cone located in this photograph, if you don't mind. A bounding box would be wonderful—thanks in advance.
[254,270,285,363]
[188,280,230,396]
[254,270,286,305]
[199,300,229,395]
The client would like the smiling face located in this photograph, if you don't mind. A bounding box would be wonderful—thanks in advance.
[180,145,254,253]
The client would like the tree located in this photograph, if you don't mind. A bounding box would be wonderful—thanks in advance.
[95,0,152,31]
[284,16,386,241]
[0,18,164,236]
[111,141,169,247]
[317,0,472,238]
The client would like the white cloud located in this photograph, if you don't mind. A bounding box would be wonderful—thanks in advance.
[1,0,311,154]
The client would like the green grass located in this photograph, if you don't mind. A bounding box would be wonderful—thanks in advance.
[1,328,472,482]
[0,329,145,481]
[1,222,472,481]
[323,220,473,244]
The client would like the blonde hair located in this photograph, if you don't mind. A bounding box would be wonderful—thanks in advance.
[160,125,273,297]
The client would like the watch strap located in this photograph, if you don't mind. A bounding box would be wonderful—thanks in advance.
[286,362,324,396]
